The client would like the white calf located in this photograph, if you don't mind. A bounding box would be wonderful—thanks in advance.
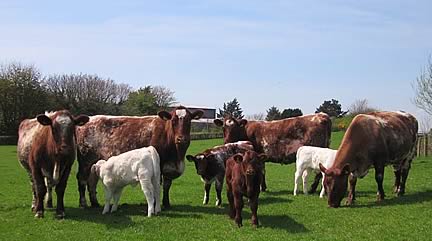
[91,146,161,217]
[294,146,337,198]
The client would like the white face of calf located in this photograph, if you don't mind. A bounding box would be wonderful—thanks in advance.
[91,160,106,178]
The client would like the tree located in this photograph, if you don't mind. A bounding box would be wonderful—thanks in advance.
[217,98,244,119]
[122,86,159,115]
[44,73,131,115]
[413,56,432,115]
[246,113,265,121]
[266,106,281,121]
[151,85,177,110]
[281,108,303,119]
[316,99,344,117]
[0,62,49,135]
[348,99,377,116]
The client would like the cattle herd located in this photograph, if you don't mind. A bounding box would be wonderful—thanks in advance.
[17,106,418,228]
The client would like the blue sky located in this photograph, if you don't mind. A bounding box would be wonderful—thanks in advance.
[2,0,432,125]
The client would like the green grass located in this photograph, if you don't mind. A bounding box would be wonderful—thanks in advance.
[1,134,432,241]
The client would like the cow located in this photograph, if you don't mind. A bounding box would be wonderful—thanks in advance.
[293,146,337,198]
[225,150,266,228]
[17,110,89,218]
[214,113,332,191]
[319,111,418,208]
[91,146,161,217]
[186,141,254,206]
[76,106,203,209]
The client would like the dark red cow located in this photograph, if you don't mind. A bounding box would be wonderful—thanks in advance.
[215,113,331,191]
[186,141,254,206]
[76,106,203,208]
[225,150,266,228]
[319,111,418,208]
[17,110,89,218]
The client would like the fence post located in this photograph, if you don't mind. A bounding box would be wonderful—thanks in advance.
[425,134,429,157]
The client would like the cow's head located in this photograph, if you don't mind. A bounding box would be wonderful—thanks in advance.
[214,117,248,144]
[158,106,203,155]
[186,153,216,178]
[91,160,106,178]
[233,151,266,192]
[36,110,89,183]
[319,163,350,208]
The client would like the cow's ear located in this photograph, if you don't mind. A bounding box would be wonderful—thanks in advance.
[258,153,267,162]
[37,114,52,126]
[158,111,172,121]
[186,155,195,162]
[191,110,204,120]
[233,154,243,163]
[239,119,248,127]
[342,164,350,175]
[214,119,223,127]
[319,163,330,175]
[74,115,90,126]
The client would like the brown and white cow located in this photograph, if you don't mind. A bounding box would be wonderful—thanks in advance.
[186,141,254,207]
[18,110,89,218]
[76,106,203,209]
[214,113,332,191]
[225,150,266,228]
[319,111,418,208]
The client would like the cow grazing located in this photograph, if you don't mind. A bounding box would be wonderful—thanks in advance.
[76,106,203,209]
[186,141,254,206]
[91,146,161,216]
[225,151,266,228]
[214,113,331,191]
[294,146,337,198]
[17,110,89,218]
[319,111,418,208]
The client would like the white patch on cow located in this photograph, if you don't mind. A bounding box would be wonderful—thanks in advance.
[196,155,205,160]
[368,115,387,127]
[225,119,235,126]
[56,114,72,125]
[311,116,318,122]
[396,111,412,118]
[200,177,215,184]
[176,109,187,119]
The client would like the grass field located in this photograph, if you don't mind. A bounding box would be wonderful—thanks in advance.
[1,132,431,240]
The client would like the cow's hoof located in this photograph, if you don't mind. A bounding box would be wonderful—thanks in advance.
[397,190,405,197]
[162,203,171,210]
[55,212,65,219]
[34,211,44,218]
[90,203,100,208]
[46,202,53,209]
[236,222,243,228]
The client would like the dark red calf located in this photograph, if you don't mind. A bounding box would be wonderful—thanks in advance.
[225,151,266,228]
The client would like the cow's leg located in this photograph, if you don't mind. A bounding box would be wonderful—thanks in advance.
[293,167,303,196]
[227,186,235,219]
[302,169,310,195]
[140,178,155,217]
[375,165,385,202]
[234,192,244,227]
[309,172,322,194]
[102,186,112,214]
[29,173,36,212]
[203,183,211,205]
[44,178,53,208]
[77,172,88,208]
[398,161,412,196]
[32,170,46,218]
[151,173,161,214]
[393,168,401,194]
[162,176,172,209]
[319,173,326,198]
[346,174,357,206]
[249,194,259,228]
[215,178,223,207]
[55,166,71,219]
[111,188,123,213]
[87,171,100,208]
[260,163,267,192]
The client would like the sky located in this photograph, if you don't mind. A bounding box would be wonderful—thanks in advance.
[1,0,432,127]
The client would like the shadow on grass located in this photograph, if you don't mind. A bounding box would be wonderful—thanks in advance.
[259,214,309,233]
[262,189,292,196]
[348,190,432,208]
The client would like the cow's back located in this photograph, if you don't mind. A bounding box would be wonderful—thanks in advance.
[245,113,331,163]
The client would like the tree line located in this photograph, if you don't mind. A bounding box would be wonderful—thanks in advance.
[0,62,176,135]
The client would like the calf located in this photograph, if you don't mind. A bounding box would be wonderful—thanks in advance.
[91,146,161,217]
[319,111,418,208]
[294,146,337,198]
[17,110,89,218]
[225,151,266,228]
[186,141,254,206]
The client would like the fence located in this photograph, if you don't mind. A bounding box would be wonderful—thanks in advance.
[417,133,431,157]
